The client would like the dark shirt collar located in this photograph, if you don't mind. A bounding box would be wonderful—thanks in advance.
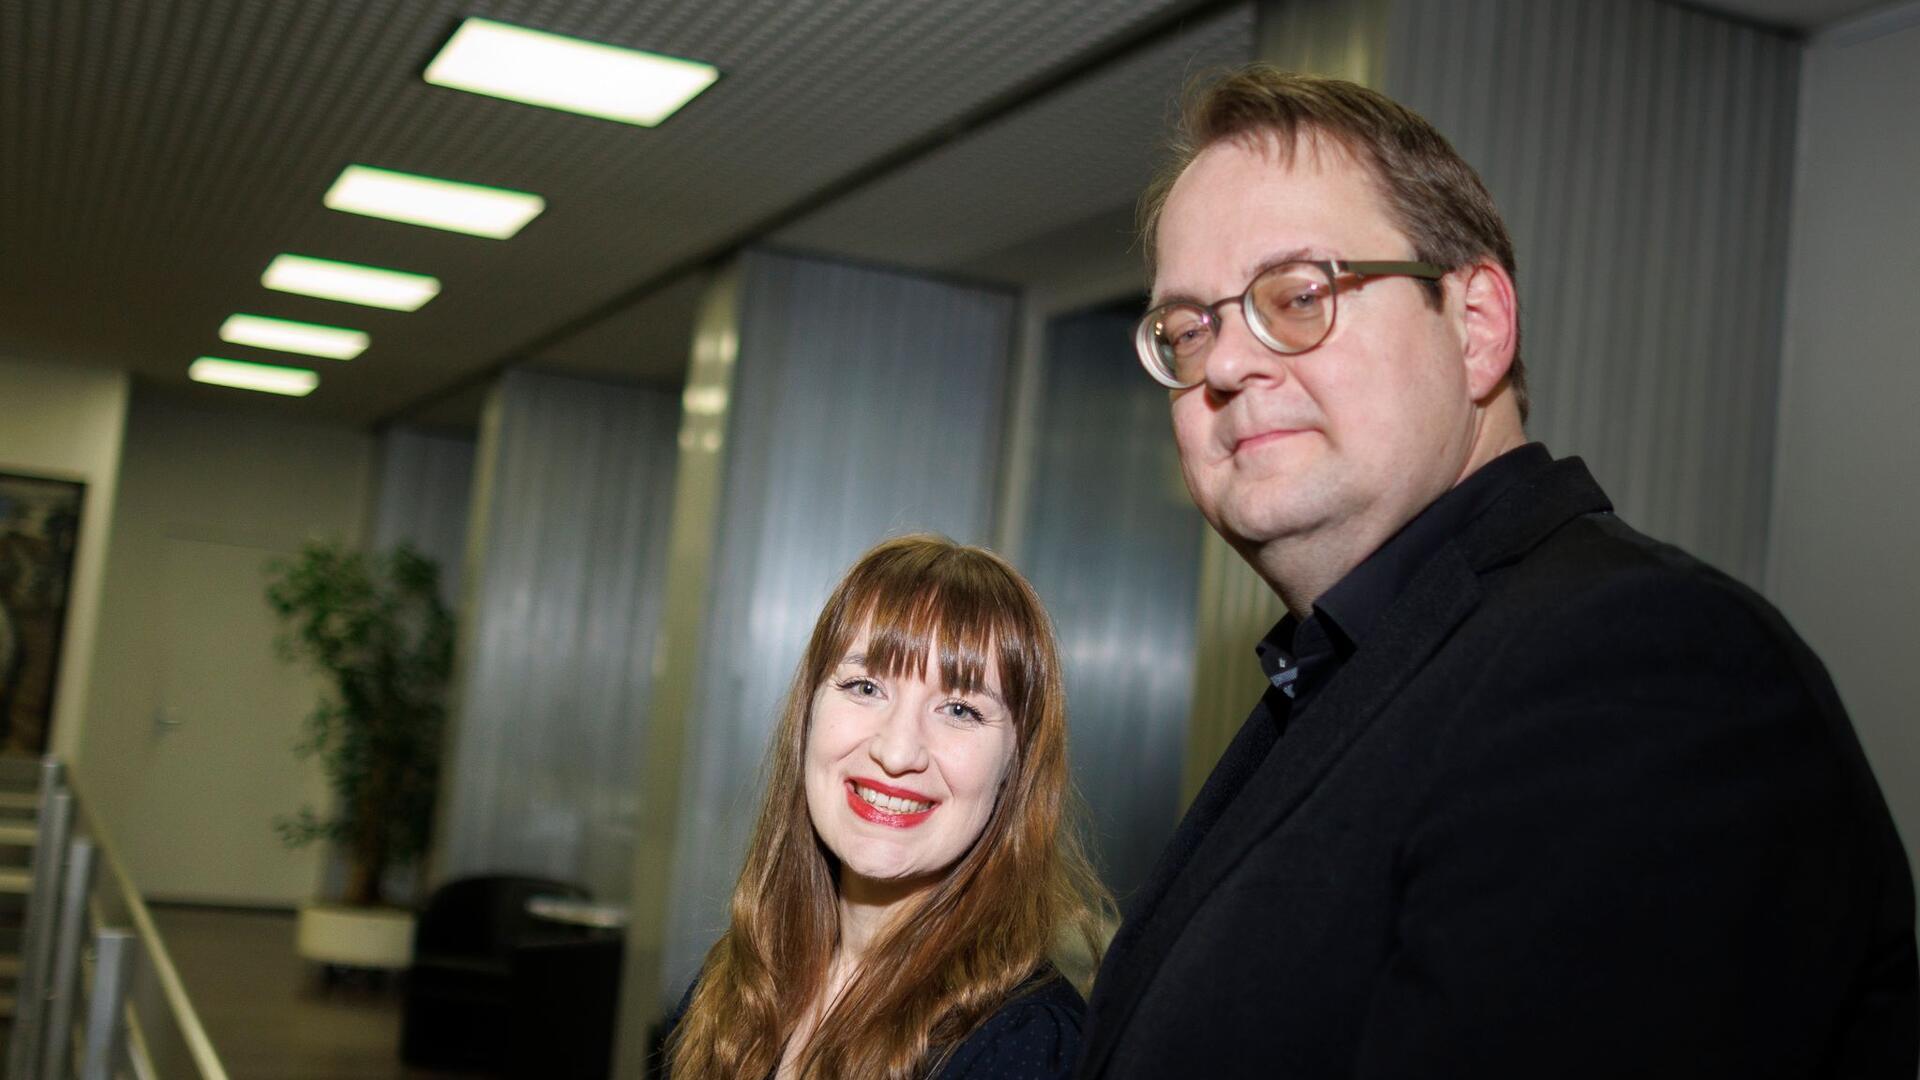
[1257,443,1552,701]
[1314,442,1551,647]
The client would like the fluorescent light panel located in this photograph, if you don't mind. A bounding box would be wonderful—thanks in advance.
[190,357,319,397]
[263,254,441,311]
[323,165,545,239]
[220,313,369,360]
[425,17,718,126]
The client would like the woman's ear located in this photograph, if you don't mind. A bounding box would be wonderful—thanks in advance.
[1454,260,1518,403]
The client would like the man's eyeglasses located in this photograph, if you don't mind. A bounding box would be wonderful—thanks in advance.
[1134,260,1449,389]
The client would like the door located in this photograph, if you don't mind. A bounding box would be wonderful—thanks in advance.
[120,535,328,904]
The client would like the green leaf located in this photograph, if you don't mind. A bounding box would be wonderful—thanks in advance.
[264,539,455,904]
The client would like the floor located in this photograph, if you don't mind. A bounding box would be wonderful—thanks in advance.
[149,905,477,1080]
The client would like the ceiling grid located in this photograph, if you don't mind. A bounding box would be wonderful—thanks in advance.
[0,0,1873,423]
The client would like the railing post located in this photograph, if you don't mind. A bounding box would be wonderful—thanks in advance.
[8,764,72,1080]
[80,929,135,1080]
[39,838,97,1080]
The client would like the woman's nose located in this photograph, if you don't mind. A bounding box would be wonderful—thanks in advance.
[868,703,930,775]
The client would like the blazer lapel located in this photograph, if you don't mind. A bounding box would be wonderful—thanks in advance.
[1459,456,1612,571]
[1079,546,1484,1077]
[1081,456,1613,1077]
[1092,688,1285,1000]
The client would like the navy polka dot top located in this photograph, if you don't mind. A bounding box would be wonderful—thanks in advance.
[931,972,1085,1079]
[663,968,1085,1079]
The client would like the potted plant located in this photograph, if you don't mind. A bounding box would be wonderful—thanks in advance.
[265,539,453,969]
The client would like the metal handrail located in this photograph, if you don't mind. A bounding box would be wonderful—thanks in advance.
[6,761,70,1080]
[65,767,229,1080]
[3,760,229,1080]
[81,929,134,1080]
[40,839,95,1080]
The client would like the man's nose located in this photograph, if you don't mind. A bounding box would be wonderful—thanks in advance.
[869,703,930,775]
[1203,306,1288,395]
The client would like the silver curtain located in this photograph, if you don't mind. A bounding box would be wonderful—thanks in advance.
[1385,0,1797,586]
[1181,0,1803,788]
[1015,302,1203,901]
[371,426,475,607]
[658,249,1016,1002]
[438,368,681,902]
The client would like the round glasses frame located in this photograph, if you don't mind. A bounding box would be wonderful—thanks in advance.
[1134,259,1449,389]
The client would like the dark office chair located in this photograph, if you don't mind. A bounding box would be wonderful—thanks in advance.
[509,933,624,1079]
[399,874,592,1072]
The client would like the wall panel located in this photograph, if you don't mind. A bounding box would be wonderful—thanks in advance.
[438,369,680,902]
[657,249,1015,1004]
[1386,0,1798,584]
[1017,303,1203,901]
[1181,0,1804,796]
[1769,6,1920,910]
[370,427,475,608]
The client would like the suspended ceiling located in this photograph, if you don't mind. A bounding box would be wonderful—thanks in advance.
[1692,0,1906,29]
[0,0,1254,427]
[0,0,1892,428]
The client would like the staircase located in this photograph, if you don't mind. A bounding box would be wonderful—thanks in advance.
[0,756,229,1080]
[0,760,38,1034]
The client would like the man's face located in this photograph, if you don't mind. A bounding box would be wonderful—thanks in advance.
[1155,136,1479,563]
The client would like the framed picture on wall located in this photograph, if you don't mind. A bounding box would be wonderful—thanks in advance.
[0,471,85,757]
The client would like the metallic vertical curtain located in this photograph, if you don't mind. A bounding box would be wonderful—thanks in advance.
[1016,302,1202,902]
[1181,0,1802,793]
[1385,0,1796,586]
[1256,0,1391,87]
[659,249,1014,1001]
[342,426,475,902]
[371,427,475,607]
[438,368,681,902]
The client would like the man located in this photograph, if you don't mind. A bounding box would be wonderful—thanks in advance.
[1078,67,1916,1077]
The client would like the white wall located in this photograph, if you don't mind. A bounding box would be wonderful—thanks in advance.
[0,356,130,762]
[1769,6,1920,873]
[78,389,374,904]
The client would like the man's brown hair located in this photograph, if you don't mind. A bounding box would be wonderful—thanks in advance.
[1142,65,1527,420]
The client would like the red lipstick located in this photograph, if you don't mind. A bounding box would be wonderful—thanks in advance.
[845,779,936,828]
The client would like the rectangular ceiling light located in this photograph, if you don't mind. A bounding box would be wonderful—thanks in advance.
[220,313,369,360]
[263,254,441,311]
[323,165,545,238]
[189,357,320,397]
[425,17,718,126]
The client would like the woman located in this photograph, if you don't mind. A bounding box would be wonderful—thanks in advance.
[667,534,1112,1079]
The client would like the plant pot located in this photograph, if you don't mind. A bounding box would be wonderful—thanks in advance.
[294,902,416,970]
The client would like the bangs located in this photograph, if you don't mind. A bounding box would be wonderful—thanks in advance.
[819,540,1046,715]
[854,591,998,699]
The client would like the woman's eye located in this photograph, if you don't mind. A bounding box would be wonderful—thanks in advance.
[940,700,986,724]
[837,677,880,697]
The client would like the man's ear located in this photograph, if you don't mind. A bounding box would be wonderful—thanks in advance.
[1454,260,1518,403]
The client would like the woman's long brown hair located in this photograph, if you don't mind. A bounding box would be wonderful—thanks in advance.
[667,534,1112,1079]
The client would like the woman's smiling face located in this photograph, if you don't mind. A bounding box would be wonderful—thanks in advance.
[803,629,1018,889]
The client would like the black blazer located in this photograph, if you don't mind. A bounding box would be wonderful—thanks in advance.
[1078,456,1916,1078]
